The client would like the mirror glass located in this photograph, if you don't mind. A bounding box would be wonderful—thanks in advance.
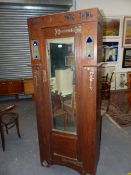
[46,37,76,134]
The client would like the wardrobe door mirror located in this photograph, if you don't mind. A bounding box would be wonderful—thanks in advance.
[46,37,76,134]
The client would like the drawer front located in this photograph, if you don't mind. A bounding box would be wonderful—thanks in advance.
[0,81,8,94]
[8,80,24,94]
[0,80,24,95]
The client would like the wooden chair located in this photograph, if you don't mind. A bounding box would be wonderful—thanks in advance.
[0,104,21,151]
[62,85,76,122]
[126,72,131,113]
[51,91,68,128]
[101,72,114,111]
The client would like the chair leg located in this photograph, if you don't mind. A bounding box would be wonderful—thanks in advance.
[0,126,5,151]
[127,98,131,113]
[64,114,68,128]
[53,117,56,128]
[5,125,8,134]
[106,98,110,112]
[15,119,21,138]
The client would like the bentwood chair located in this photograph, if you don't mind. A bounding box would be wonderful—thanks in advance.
[125,72,131,113]
[63,85,76,122]
[101,72,114,112]
[0,104,21,151]
[51,91,68,128]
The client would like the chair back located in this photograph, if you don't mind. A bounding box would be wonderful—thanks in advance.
[51,91,63,113]
[101,72,114,100]
[0,104,15,113]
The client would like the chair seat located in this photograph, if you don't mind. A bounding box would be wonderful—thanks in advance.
[53,109,67,117]
[1,112,18,125]
[63,99,72,107]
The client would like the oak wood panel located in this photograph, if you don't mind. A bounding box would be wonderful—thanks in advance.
[32,65,52,164]
[80,67,97,175]
[51,131,77,159]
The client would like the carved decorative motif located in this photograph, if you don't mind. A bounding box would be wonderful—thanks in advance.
[88,67,95,91]
[64,11,93,21]
[80,11,93,19]
[55,26,81,35]
[84,67,95,91]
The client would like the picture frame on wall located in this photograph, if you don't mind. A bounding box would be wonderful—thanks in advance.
[102,42,118,62]
[116,72,127,90]
[123,17,131,47]
[122,48,131,68]
[103,17,120,38]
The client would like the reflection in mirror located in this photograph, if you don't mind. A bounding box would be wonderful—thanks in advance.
[46,37,76,134]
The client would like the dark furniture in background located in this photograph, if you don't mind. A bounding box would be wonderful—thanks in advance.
[0,79,24,100]
[125,71,131,112]
[0,78,34,100]
[27,8,103,175]
[110,89,129,113]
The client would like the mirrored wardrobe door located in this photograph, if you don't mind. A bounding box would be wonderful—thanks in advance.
[46,37,77,134]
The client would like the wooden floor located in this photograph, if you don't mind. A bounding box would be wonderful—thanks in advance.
[0,99,131,175]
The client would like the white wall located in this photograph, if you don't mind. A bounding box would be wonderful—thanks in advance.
[75,0,131,16]
[73,0,131,89]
